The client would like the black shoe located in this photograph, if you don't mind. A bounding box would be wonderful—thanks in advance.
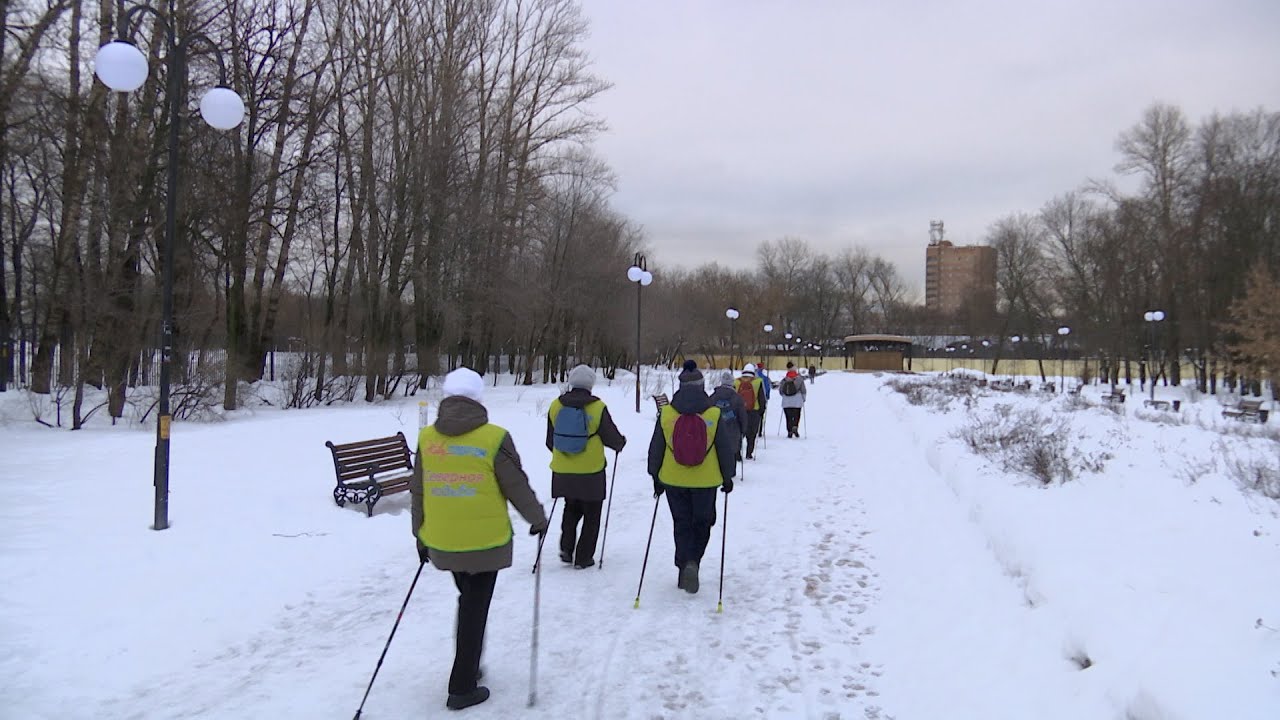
[680,561,700,594]
[446,686,490,710]
[746,453,754,460]
[574,558,595,569]
[559,551,572,564]
[677,567,686,589]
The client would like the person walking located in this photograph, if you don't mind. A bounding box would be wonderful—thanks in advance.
[755,360,771,439]
[778,367,807,438]
[709,369,748,461]
[808,363,818,384]
[546,364,626,569]
[412,368,549,711]
[647,361,737,593]
[734,364,766,459]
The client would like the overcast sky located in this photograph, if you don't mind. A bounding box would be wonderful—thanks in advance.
[575,0,1280,299]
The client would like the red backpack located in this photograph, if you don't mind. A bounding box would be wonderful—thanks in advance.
[671,413,710,466]
[736,377,757,410]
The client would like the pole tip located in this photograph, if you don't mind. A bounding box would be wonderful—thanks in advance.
[716,602,723,613]
[633,599,640,609]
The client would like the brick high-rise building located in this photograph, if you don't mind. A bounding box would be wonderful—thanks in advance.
[925,227,996,315]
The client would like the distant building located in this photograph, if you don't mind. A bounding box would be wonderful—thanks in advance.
[925,222,996,315]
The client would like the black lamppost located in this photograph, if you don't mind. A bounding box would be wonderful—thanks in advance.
[627,253,652,412]
[1057,326,1072,393]
[725,307,740,369]
[1010,335,1022,381]
[94,2,245,531]
[1143,310,1165,402]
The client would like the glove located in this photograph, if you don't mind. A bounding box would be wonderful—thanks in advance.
[416,543,431,564]
[529,521,548,537]
[721,478,734,494]
[652,478,665,498]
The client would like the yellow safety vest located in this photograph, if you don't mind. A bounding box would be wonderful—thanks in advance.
[658,405,723,488]
[548,398,606,474]
[416,424,512,552]
[735,376,765,410]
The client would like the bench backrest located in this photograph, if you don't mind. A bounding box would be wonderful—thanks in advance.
[653,393,670,410]
[327,432,413,482]
[1240,399,1264,412]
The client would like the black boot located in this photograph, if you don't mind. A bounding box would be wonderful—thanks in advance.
[446,686,490,710]
[559,550,572,564]
[680,561,700,594]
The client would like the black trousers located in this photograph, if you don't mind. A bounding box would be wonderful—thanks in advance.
[784,407,802,435]
[559,498,603,565]
[449,570,498,695]
[743,410,762,456]
[665,486,718,568]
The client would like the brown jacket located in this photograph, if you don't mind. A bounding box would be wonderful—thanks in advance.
[411,395,548,572]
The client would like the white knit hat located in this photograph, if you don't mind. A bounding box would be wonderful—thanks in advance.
[567,364,596,390]
[442,368,484,402]
[741,363,756,376]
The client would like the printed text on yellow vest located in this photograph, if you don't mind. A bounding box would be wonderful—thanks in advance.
[417,424,513,552]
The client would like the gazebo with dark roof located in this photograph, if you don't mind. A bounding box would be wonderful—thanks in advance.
[843,334,914,372]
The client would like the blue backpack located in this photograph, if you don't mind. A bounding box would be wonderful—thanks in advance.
[552,405,593,454]
[713,396,737,423]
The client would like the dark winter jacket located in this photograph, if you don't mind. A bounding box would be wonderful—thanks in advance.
[412,395,548,573]
[647,386,738,484]
[708,384,748,448]
[545,388,627,501]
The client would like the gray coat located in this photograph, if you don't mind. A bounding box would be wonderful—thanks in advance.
[411,395,548,573]
[777,374,807,409]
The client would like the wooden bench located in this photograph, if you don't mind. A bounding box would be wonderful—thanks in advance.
[990,379,1015,392]
[1041,382,1056,393]
[1067,385,1082,396]
[326,432,415,516]
[1101,390,1126,404]
[653,393,670,411]
[1222,399,1266,423]
[1143,399,1171,411]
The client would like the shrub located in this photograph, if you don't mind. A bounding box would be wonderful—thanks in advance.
[955,404,1106,485]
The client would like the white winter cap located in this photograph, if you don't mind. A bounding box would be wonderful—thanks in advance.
[717,370,735,387]
[741,363,756,376]
[442,368,484,402]
[567,364,596,390]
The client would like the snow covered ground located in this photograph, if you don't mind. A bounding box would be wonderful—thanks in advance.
[2,371,1279,719]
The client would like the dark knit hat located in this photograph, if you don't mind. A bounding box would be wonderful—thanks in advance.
[678,359,702,386]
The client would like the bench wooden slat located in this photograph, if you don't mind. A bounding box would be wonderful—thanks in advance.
[327,435,408,452]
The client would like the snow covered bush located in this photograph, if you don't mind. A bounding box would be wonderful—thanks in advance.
[886,375,976,411]
[1225,444,1280,500]
[954,404,1106,485]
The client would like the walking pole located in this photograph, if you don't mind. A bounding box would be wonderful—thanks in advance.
[352,561,426,719]
[803,407,808,437]
[633,494,662,609]
[598,453,620,569]
[532,498,559,574]
[716,490,728,613]
[761,408,767,449]
[528,527,545,708]
[776,410,784,436]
